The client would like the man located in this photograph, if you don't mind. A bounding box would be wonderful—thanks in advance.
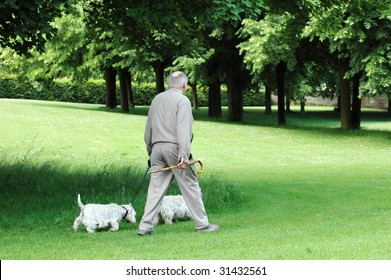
[138,71,219,236]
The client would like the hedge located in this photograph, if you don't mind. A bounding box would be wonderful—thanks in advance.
[0,78,265,107]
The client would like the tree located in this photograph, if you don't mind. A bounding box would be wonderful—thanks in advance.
[119,68,134,111]
[204,47,224,118]
[303,0,391,129]
[240,0,390,128]
[170,49,214,109]
[239,11,302,125]
[0,0,64,54]
[27,9,90,82]
[81,0,205,104]
[124,0,206,94]
[197,0,264,121]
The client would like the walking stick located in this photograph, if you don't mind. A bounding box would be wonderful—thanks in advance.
[148,159,204,174]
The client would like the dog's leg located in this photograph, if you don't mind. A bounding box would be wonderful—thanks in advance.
[164,211,174,224]
[152,214,159,226]
[86,227,96,233]
[109,221,119,231]
[86,223,97,233]
[187,210,193,220]
[73,216,82,232]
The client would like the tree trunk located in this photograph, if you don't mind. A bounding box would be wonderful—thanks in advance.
[388,97,391,116]
[226,57,244,122]
[286,95,291,112]
[119,68,129,112]
[105,66,116,109]
[351,73,362,129]
[126,69,134,108]
[206,52,222,118]
[334,95,341,112]
[208,78,222,118]
[338,60,352,129]
[188,81,198,109]
[264,82,272,115]
[225,40,245,122]
[152,61,165,94]
[300,101,305,115]
[276,61,286,125]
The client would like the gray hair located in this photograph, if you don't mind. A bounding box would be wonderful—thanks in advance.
[167,71,188,88]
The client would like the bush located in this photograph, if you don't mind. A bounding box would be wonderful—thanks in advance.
[0,78,265,106]
[132,82,156,105]
[0,78,106,104]
[244,87,266,106]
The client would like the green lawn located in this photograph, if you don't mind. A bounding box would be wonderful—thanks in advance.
[0,98,390,259]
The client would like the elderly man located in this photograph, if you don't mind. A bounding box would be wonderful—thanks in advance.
[138,71,219,236]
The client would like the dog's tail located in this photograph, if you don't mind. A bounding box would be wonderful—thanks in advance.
[77,194,85,210]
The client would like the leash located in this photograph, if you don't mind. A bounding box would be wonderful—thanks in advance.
[131,166,150,205]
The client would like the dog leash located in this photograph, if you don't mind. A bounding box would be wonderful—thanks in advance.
[131,166,150,205]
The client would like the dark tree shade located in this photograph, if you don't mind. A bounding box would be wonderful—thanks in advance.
[0,0,64,54]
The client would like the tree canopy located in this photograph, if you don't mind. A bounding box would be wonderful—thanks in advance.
[0,0,64,54]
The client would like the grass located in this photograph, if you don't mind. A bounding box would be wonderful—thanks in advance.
[0,98,390,260]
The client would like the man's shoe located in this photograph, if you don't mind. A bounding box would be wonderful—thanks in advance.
[196,224,219,233]
[138,230,153,236]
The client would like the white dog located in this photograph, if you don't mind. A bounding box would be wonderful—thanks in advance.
[73,194,136,233]
[153,195,193,225]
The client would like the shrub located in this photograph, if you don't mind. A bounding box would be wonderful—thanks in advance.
[0,78,265,106]
[132,82,156,105]
[0,78,106,104]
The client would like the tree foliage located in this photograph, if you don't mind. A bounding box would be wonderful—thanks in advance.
[0,0,64,54]
[239,12,301,73]
[303,0,391,95]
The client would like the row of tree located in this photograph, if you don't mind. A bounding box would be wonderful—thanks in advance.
[0,0,390,129]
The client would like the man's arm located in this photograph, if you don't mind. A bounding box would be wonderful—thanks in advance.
[144,110,153,156]
[176,97,193,163]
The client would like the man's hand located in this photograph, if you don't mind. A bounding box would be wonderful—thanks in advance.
[177,157,187,169]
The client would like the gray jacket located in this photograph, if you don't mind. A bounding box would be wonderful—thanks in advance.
[144,88,193,162]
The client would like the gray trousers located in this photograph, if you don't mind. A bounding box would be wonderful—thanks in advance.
[139,143,209,232]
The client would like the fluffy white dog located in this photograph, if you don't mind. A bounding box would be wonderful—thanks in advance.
[153,195,193,225]
[73,194,136,233]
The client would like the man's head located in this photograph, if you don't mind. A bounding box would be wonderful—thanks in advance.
[167,71,188,93]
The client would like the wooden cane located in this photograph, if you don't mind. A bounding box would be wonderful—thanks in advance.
[148,159,204,174]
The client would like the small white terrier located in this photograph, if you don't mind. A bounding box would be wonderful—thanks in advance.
[73,194,136,233]
[153,195,193,225]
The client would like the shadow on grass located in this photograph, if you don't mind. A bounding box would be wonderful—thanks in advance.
[25,99,390,134]
[0,153,243,227]
[90,104,391,136]
[26,99,150,116]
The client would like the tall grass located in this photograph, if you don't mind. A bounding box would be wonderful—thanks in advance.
[0,99,390,259]
[0,145,241,226]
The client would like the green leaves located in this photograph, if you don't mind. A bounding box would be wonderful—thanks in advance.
[239,0,391,97]
[304,0,391,94]
[0,0,64,53]
[210,0,264,26]
[239,12,299,73]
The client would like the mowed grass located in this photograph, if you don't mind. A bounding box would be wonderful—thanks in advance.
[0,98,390,260]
